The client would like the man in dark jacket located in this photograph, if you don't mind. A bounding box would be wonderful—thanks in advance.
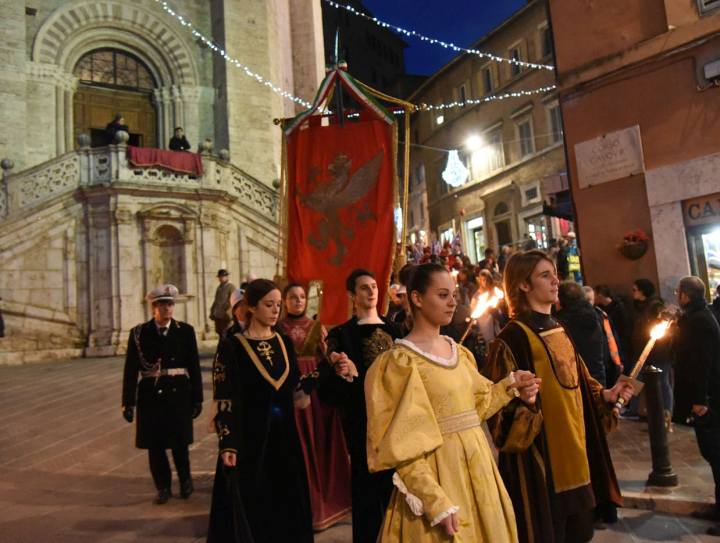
[595,284,633,366]
[105,113,128,143]
[168,126,192,151]
[317,269,402,543]
[712,285,720,326]
[557,281,607,386]
[673,276,720,531]
[122,284,203,504]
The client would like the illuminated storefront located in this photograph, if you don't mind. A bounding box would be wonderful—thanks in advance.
[684,192,720,294]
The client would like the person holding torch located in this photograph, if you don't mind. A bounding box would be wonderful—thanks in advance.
[484,250,634,543]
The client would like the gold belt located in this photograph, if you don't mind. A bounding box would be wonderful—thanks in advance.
[436,410,482,435]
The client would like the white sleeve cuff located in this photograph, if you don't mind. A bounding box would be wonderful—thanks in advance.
[430,505,460,527]
[392,472,424,516]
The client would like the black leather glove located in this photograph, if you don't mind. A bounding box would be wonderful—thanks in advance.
[122,406,134,423]
[192,403,203,419]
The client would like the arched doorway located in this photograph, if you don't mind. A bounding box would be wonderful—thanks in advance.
[73,49,157,148]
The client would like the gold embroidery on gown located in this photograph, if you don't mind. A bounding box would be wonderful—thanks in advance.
[365,342,519,543]
[361,328,394,367]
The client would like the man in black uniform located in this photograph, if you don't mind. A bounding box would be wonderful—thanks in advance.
[122,284,203,504]
[318,269,402,543]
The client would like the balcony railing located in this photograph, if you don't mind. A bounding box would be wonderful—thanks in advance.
[0,143,278,222]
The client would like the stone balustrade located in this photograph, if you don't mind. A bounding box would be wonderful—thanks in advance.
[0,144,279,222]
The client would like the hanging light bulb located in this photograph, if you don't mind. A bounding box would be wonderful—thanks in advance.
[442,150,469,188]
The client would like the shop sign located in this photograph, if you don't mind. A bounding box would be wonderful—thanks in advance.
[683,192,720,228]
[575,125,645,188]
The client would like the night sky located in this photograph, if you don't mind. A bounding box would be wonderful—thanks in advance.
[361,0,529,75]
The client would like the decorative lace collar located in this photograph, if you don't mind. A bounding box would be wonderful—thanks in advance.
[395,336,457,367]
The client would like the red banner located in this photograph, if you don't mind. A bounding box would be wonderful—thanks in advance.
[286,119,395,325]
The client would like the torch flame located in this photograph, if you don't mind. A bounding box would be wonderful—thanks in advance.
[470,287,504,319]
[650,320,671,340]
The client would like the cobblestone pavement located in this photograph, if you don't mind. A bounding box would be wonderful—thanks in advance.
[0,356,715,542]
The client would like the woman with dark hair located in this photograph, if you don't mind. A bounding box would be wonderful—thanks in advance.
[484,251,633,542]
[207,279,313,542]
[277,283,352,530]
[365,263,540,542]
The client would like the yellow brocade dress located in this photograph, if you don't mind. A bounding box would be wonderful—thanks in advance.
[365,337,518,543]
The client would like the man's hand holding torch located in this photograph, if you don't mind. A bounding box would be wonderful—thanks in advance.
[613,320,672,410]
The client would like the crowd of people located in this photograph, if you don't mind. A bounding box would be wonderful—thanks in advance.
[406,231,583,283]
[119,247,720,542]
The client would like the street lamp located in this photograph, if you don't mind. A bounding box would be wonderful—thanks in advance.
[465,134,484,151]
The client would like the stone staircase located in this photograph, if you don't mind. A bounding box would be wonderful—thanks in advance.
[0,142,279,364]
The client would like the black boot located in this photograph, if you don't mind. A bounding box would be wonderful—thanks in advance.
[154,488,171,505]
[180,478,194,499]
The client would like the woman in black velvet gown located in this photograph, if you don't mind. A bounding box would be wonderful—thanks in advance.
[207,279,313,542]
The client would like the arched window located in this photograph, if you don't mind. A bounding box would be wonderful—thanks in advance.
[74,49,156,92]
[494,202,509,216]
[153,225,185,292]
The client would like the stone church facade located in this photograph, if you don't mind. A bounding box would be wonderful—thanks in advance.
[0,0,325,363]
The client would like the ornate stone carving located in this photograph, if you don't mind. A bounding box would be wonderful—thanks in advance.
[92,152,111,184]
[229,168,277,219]
[127,167,201,184]
[17,154,79,207]
[113,207,133,225]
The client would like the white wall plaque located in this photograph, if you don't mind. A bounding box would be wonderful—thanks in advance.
[574,125,645,189]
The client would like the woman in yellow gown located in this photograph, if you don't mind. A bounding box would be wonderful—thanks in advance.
[365,263,540,542]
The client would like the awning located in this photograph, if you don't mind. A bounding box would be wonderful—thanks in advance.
[543,189,574,220]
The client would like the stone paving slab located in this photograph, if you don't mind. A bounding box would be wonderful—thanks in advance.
[610,418,715,515]
[0,356,716,542]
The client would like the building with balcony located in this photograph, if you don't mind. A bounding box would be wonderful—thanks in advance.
[408,0,570,262]
[0,0,324,363]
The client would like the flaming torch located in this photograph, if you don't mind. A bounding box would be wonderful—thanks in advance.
[459,287,504,344]
[614,320,671,410]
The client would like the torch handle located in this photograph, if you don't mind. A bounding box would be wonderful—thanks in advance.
[614,395,628,411]
[459,319,475,345]
[628,338,657,381]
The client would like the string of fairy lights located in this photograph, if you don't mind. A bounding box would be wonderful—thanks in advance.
[323,0,555,72]
[154,0,557,114]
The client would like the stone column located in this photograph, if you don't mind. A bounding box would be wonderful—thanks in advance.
[0,3,27,169]
[289,0,325,114]
[171,84,184,135]
[153,87,172,149]
[55,86,65,156]
[179,85,201,151]
[85,198,116,356]
[113,201,143,350]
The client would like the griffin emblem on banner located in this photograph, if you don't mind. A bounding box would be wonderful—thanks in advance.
[300,151,384,266]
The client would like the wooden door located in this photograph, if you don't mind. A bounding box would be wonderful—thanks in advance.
[73,85,157,148]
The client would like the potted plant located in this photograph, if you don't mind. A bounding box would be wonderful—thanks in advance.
[618,229,650,260]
